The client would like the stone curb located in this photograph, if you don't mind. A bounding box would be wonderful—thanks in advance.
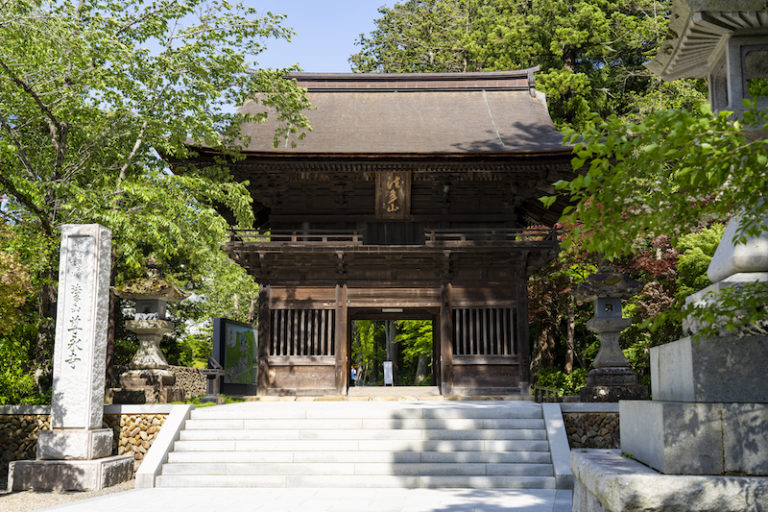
[542,403,573,489]
[571,449,768,512]
[135,404,194,488]
[0,404,178,415]
[559,403,619,413]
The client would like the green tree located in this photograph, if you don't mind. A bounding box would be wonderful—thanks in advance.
[0,0,310,388]
[350,0,705,128]
[395,320,433,385]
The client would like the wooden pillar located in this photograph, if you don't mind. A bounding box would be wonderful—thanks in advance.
[256,284,271,396]
[334,283,349,394]
[516,278,531,393]
[439,282,454,395]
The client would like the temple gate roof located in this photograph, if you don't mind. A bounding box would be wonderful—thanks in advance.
[236,68,569,156]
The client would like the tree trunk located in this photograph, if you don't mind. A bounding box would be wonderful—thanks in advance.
[415,354,427,385]
[530,320,555,378]
[105,245,118,388]
[34,266,57,393]
[565,295,576,374]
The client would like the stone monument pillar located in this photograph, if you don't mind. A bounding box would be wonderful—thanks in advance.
[9,224,133,491]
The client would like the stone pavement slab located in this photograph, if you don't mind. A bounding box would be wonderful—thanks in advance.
[36,487,572,512]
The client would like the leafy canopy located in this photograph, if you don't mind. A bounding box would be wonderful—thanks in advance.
[0,0,310,277]
[550,103,768,258]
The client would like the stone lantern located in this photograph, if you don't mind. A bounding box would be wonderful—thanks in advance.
[109,258,188,403]
[573,267,648,402]
[647,0,768,121]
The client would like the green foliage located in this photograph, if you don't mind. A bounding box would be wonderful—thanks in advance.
[682,281,768,340]
[674,224,723,300]
[351,0,706,128]
[0,324,48,405]
[555,105,768,258]
[533,367,587,396]
[0,0,311,386]
[395,320,433,366]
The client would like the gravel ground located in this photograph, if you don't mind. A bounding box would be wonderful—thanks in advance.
[0,480,134,511]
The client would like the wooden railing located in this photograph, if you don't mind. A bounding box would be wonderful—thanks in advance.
[425,227,558,245]
[230,229,362,245]
[230,227,558,246]
[531,385,562,403]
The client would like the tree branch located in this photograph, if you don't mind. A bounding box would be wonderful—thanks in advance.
[0,57,63,138]
[115,0,180,37]
[0,171,53,236]
[0,114,38,182]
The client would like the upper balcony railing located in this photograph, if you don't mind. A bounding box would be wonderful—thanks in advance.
[229,227,558,248]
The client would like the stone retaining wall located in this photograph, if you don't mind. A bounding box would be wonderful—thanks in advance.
[1,405,172,490]
[563,412,620,449]
[170,365,206,399]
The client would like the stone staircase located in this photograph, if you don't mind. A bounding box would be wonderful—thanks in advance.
[155,401,559,489]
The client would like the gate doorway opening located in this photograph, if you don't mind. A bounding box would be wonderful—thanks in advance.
[349,310,436,388]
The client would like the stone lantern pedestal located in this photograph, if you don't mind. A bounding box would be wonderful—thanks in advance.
[107,259,187,404]
[574,270,648,402]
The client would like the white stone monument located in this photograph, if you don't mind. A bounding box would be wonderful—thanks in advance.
[9,224,133,491]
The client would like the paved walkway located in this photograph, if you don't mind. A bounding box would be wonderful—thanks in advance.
[38,488,572,512]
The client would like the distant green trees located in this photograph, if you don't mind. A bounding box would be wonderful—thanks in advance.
[351,0,705,128]
[352,320,434,386]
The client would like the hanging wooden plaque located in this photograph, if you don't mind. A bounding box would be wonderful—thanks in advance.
[375,171,411,219]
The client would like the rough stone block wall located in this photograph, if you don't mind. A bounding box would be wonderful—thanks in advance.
[1,412,167,489]
[170,365,206,399]
[563,412,619,449]
[0,414,49,489]
[103,413,167,473]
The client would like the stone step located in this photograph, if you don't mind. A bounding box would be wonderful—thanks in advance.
[188,402,544,421]
[347,386,441,397]
[167,450,553,464]
[171,439,551,453]
[177,428,547,441]
[154,474,557,489]
[160,462,554,477]
[183,417,546,430]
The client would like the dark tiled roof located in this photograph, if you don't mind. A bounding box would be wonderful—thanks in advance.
[238,70,569,155]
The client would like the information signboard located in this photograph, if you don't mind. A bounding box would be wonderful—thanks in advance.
[383,361,394,386]
[212,318,258,394]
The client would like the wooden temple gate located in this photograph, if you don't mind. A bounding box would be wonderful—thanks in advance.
[185,70,573,396]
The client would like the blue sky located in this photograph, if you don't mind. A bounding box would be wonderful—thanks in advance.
[248,1,395,72]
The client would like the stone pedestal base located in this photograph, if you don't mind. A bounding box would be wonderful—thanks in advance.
[108,367,186,404]
[107,386,185,404]
[621,400,768,475]
[651,334,768,403]
[571,449,768,512]
[8,455,133,491]
[579,384,648,402]
[579,367,648,402]
[120,368,176,388]
[37,428,113,460]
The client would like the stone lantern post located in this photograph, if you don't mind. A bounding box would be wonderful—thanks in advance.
[109,258,188,404]
[573,267,647,402]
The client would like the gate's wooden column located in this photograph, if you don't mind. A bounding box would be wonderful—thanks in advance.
[334,283,349,394]
[439,282,454,395]
[257,284,271,396]
[516,279,531,393]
